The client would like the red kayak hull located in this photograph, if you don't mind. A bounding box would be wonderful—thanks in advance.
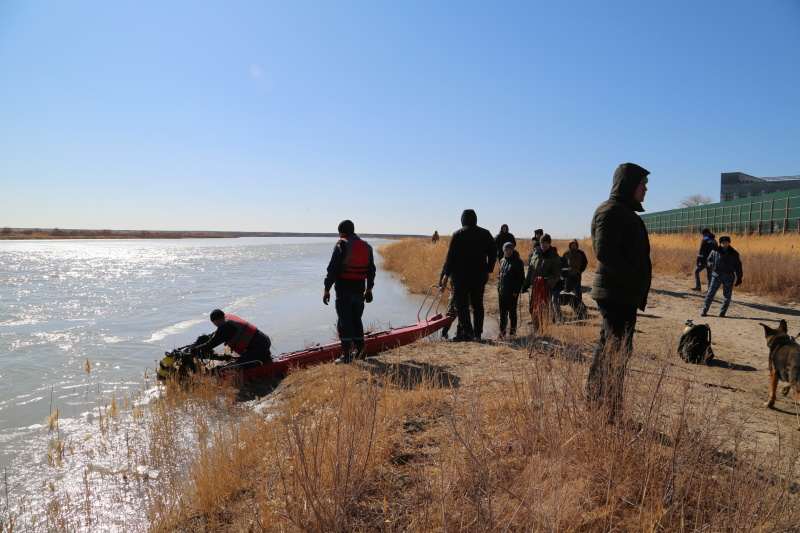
[219,313,453,383]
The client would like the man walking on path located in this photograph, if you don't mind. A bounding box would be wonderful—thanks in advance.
[323,220,376,364]
[440,209,496,342]
[701,235,743,317]
[587,163,652,421]
[692,228,717,291]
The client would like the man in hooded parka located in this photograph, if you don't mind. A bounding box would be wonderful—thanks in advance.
[586,163,652,420]
[440,209,496,342]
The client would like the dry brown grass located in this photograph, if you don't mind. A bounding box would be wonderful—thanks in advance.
[381,233,800,302]
[12,232,800,532]
[379,237,576,295]
[143,341,800,532]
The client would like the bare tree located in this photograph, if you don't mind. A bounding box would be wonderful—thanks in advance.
[680,194,714,208]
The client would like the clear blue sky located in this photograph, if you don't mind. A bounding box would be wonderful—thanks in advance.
[2,1,798,238]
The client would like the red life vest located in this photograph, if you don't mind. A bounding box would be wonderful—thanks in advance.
[223,315,258,355]
[338,238,370,280]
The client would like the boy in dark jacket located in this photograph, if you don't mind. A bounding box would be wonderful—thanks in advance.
[701,235,743,317]
[497,242,524,337]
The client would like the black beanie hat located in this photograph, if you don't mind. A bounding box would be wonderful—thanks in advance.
[338,220,355,234]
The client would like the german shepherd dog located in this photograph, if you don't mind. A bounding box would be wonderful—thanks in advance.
[760,320,800,413]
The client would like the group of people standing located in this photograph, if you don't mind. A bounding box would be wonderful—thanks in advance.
[438,213,588,343]
[191,162,745,425]
[436,163,654,421]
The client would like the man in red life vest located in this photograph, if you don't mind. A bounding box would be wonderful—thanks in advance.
[192,309,272,370]
[323,219,376,364]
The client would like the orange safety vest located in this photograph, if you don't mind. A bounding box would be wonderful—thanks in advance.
[338,238,370,281]
[223,315,258,355]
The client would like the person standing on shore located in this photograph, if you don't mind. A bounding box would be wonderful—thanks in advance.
[691,228,717,292]
[563,239,588,301]
[323,220,376,364]
[586,163,652,421]
[521,233,561,330]
[494,224,517,261]
[440,209,496,342]
[497,242,525,337]
[701,235,743,317]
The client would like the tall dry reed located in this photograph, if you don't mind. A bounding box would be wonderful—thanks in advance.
[381,233,800,302]
[147,342,800,532]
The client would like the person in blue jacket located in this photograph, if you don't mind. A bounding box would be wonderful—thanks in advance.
[692,228,717,291]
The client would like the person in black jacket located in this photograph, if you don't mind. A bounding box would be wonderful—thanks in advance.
[587,162,652,421]
[440,209,496,342]
[701,235,743,317]
[497,242,524,337]
[494,224,517,261]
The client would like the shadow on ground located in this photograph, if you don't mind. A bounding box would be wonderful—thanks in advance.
[363,358,461,389]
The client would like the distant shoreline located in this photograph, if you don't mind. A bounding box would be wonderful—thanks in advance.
[0,228,425,240]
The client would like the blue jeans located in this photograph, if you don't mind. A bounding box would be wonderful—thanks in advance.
[703,272,734,314]
[336,290,365,354]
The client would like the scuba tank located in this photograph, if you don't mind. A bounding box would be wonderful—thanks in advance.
[157,351,179,380]
[157,334,211,380]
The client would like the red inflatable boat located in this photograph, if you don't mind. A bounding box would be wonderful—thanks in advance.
[217,286,452,383]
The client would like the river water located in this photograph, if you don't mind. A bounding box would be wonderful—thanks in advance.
[0,237,439,530]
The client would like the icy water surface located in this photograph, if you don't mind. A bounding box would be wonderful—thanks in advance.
[0,237,435,531]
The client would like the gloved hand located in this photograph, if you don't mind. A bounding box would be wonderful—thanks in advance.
[696,258,704,267]
[735,278,742,286]
[365,290,373,303]
[323,291,330,305]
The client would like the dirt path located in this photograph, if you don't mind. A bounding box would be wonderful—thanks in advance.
[621,271,800,446]
[440,270,800,450]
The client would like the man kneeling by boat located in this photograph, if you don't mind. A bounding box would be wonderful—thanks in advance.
[192,309,272,371]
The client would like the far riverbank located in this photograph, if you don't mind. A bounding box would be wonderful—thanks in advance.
[0,228,424,240]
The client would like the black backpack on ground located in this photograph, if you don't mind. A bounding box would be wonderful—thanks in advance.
[678,320,714,364]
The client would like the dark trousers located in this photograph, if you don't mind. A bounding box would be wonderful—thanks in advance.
[219,331,272,371]
[564,273,583,300]
[693,263,712,288]
[587,300,638,419]
[336,290,365,355]
[454,281,486,339]
[498,291,519,334]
